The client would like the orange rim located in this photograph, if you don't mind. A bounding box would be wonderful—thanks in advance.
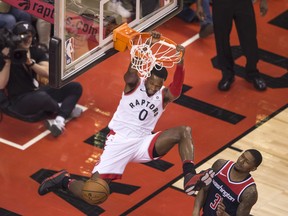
[128,32,182,64]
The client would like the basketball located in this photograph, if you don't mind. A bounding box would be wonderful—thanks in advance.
[82,178,110,205]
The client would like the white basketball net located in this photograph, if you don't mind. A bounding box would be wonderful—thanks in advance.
[130,35,181,78]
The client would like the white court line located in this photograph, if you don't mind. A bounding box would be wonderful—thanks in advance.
[181,34,200,47]
[0,104,87,150]
[21,130,51,150]
[0,137,24,150]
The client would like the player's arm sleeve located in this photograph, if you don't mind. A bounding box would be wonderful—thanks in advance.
[168,64,185,98]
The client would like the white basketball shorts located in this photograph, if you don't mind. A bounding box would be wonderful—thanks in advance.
[92,130,162,180]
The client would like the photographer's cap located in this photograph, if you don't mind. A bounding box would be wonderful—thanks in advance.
[12,21,36,36]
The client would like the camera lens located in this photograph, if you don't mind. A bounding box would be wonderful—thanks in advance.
[11,49,27,64]
[13,51,22,59]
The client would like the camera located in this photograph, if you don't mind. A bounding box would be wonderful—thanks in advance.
[0,28,28,64]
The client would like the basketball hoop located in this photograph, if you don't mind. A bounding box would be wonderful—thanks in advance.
[113,23,183,78]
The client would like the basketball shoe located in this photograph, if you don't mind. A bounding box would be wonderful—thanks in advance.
[184,168,215,196]
[38,170,70,195]
[44,119,65,137]
[70,106,83,118]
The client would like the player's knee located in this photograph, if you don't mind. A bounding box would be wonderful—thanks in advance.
[179,126,192,138]
[173,126,192,143]
[184,126,192,134]
[81,178,110,205]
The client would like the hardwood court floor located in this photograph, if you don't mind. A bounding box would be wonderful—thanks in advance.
[0,1,287,216]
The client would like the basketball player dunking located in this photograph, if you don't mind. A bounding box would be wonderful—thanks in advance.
[38,32,215,205]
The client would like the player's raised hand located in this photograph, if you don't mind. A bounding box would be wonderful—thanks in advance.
[176,45,185,55]
[151,31,161,39]
[150,31,161,44]
[176,44,185,64]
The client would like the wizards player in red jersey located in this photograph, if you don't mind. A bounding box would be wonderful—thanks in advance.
[193,149,262,216]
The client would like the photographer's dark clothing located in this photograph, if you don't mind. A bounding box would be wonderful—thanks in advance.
[0,45,82,119]
[0,46,48,98]
[10,82,82,119]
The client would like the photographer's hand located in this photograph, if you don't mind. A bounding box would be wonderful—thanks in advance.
[25,50,49,78]
[26,58,35,67]
[0,48,12,89]
[1,47,11,63]
[25,50,33,66]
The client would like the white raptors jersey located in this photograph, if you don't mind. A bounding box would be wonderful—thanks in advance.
[108,78,165,138]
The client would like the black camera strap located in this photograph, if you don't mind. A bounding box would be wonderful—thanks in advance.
[22,63,39,89]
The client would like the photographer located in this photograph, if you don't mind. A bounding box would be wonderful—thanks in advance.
[0,21,83,137]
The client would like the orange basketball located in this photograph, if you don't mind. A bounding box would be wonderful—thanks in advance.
[82,178,110,205]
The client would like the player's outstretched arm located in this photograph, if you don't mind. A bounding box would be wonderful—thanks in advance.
[177,45,185,66]
[164,45,185,104]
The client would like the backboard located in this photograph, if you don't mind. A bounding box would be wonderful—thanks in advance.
[2,0,182,88]
[50,0,183,88]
